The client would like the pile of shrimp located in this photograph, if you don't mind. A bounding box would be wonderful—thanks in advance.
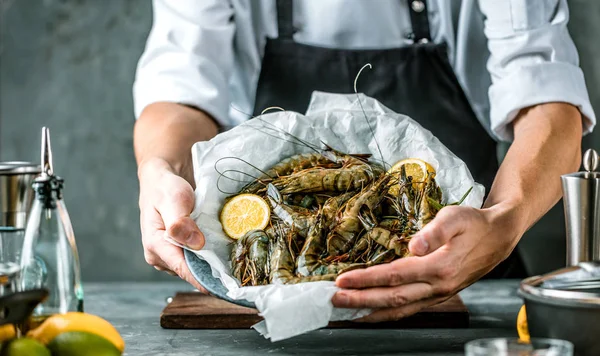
[218,65,471,286]
[224,144,469,286]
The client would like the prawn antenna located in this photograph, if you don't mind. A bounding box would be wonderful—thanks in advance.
[353,63,372,93]
[217,168,261,183]
[215,156,272,177]
[248,124,320,154]
[230,103,254,118]
[216,174,242,195]
[254,117,321,153]
[215,167,264,195]
[261,107,285,115]
[216,169,273,195]
[353,63,389,171]
[230,103,321,154]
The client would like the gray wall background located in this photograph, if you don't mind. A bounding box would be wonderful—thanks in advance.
[0,0,599,282]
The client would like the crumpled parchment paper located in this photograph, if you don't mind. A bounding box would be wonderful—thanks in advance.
[171,92,484,342]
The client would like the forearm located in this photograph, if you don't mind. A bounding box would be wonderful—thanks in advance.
[134,102,219,184]
[484,103,583,242]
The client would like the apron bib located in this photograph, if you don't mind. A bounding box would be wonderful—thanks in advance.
[252,0,526,278]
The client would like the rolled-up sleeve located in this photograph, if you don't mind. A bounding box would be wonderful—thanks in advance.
[133,0,235,126]
[479,0,596,141]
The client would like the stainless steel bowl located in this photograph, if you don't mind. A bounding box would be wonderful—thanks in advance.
[518,262,600,356]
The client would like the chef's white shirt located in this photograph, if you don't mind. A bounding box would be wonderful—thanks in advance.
[133,0,595,142]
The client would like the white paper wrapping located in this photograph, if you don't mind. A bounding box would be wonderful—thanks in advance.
[173,92,484,342]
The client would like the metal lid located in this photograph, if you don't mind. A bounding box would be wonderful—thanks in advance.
[561,148,600,180]
[0,162,41,175]
[519,262,600,308]
[583,148,599,172]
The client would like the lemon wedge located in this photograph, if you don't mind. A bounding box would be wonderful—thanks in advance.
[220,194,270,239]
[516,305,530,342]
[0,323,16,343]
[388,158,436,195]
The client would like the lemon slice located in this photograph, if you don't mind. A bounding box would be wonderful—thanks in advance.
[220,194,270,239]
[388,158,436,195]
[516,305,530,342]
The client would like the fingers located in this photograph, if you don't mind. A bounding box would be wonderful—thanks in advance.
[356,297,444,323]
[332,282,432,309]
[141,207,206,291]
[335,256,434,289]
[144,232,207,292]
[156,174,194,226]
[155,174,205,250]
[138,162,209,293]
[408,206,468,256]
[142,228,173,272]
[154,265,176,276]
[168,217,205,250]
[158,241,207,292]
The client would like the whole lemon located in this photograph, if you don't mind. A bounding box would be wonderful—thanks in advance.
[0,337,50,356]
[47,331,121,356]
[28,312,124,352]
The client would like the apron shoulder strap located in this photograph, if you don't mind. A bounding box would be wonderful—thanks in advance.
[276,0,295,40]
[406,0,431,43]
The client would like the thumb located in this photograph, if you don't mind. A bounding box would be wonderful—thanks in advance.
[157,174,205,250]
[408,206,465,256]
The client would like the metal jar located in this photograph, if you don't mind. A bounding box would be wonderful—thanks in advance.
[0,162,41,228]
[561,148,600,266]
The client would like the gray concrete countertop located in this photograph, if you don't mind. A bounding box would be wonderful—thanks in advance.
[84,280,522,356]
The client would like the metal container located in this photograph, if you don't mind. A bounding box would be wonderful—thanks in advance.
[518,261,600,356]
[561,148,600,265]
[0,162,41,228]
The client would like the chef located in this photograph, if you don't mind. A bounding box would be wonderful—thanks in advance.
[133,0,595,321]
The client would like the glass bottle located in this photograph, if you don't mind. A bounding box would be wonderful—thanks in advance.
[19,128,83,329]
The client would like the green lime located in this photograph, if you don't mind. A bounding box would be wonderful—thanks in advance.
[0,337,51,356]
[47,331,121,356]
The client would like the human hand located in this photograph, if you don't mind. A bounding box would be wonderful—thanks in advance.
[138,157,207,292]
[331,204,522,322]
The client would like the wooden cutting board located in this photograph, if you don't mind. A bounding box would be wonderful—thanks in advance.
[160,292,469,329]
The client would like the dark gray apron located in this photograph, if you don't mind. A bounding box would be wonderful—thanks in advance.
[252,0,526,278]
